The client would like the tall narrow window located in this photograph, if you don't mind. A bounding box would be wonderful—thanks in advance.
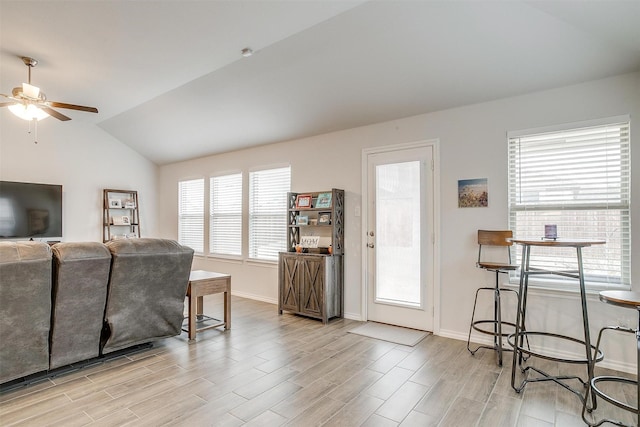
[508,119,630,288]
[178,178,204,253]
[249,166,291,261]
[210,173,242,256]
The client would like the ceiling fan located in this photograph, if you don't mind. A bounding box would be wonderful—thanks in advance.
[0,56,98,121]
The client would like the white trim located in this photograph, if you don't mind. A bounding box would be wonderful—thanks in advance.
[209,168,243,178]
[343,311,363,321]
[231,290,277,305]
[360,139,441,334]
[177,174,206,182]
[248,162,291,173]
[204,254,244,264]
[246,259,278,268]
[432,141,441,335]
[507,114,630,138]
[440,329,635,375]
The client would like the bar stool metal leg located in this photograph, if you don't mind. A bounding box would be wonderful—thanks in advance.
[467,270,518,366]
[582,292,639,427]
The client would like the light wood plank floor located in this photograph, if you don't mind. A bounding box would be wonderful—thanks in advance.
[1,296,636,426]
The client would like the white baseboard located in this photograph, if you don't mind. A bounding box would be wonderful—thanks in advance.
[344,312,363,321]
[229,291,363,321]
[437,329,635,375]
[230,290,277,305]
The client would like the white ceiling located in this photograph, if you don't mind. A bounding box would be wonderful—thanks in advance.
[2,0,639,165]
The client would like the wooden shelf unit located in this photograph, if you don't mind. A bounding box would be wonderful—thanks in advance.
[279,188,344,323]
[102,189,140,242]
[286,189,344,254]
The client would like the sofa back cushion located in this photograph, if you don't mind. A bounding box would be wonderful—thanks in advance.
[0,241,52,384]
[50,242,111,369]
[102,238,193,353]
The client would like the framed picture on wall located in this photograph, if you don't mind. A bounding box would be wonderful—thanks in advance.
[457,178,488,208]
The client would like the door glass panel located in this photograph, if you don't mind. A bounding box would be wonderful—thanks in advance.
[375,161,421,307]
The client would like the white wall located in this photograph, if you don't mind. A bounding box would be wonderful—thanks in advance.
[0,110,158,242]
[159,72,639,372]
[2,72,635,371]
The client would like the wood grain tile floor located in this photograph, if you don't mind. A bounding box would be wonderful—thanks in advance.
[0,295,636,426]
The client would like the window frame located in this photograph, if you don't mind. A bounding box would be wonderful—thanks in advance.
[248,165,291,262]
[209,172,243,258]
[507,116,631,291]
[178,177,205,254]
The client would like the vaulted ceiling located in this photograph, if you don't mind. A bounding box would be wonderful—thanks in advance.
[2,1,639,165]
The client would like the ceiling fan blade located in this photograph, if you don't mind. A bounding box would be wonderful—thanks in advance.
[41,106,71,121]
[48,101,98,113]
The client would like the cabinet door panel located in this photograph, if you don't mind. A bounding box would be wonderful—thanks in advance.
[300,256,324,317]
[280,255,298,312]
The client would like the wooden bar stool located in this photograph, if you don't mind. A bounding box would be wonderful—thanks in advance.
[582,290,639,427]
[467,230,519,366]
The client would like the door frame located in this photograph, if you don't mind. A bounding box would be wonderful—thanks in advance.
[360,140,441,334]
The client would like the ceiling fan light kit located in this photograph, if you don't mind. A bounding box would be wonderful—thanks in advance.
[7,103,50,121]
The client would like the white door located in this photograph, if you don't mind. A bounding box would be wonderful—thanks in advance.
[364,143,435,331]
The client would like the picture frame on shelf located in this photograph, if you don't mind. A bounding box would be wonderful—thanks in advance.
[296,215,309,225]
[315,192,332,209]
[112,215,130,225]
[544,224,558,240]
[295,194,312,209]
[109,199,122,208]
[124,199,136,209]
[318,211,331,225]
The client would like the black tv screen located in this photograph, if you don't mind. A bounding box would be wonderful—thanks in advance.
[0,181,63,239]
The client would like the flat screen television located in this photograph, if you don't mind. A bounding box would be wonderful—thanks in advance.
[0,181,63,240]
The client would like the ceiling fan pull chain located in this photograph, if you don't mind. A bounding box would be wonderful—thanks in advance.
[27,118,38,144]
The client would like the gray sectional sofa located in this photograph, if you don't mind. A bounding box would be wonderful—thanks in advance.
[0,238,194,385]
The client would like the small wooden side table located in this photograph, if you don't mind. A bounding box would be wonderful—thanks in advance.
[183,270,231,340]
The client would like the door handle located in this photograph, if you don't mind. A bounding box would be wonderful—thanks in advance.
[367,243,375,248]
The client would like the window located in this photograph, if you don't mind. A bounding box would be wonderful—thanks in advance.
[249,166,291,261]
[178,178,204,253]
[210,173,242,256]
[508,119,630,288]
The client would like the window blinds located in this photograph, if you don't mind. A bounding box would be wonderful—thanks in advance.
[508,121,630,287]
[210,173,242,256]
[178,178,204,253]
[249,166,291,261]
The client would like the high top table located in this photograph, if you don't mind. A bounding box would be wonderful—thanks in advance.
[508,238,606,406]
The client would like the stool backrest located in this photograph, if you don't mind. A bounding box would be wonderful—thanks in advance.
[477,230,513,266]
